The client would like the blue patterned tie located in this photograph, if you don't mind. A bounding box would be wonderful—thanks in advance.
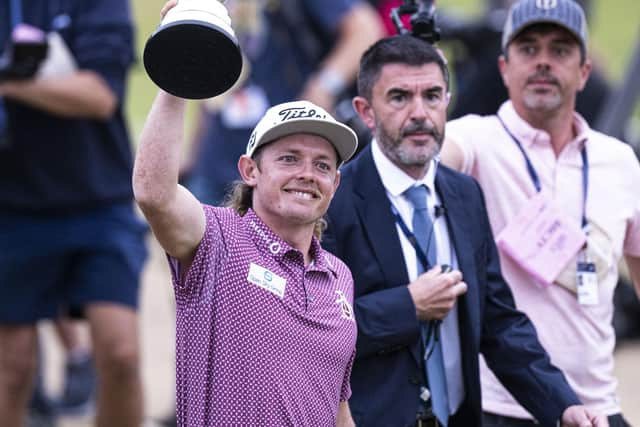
[404,185,449,427]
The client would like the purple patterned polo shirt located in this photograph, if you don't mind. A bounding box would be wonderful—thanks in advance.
[168,205,357,426]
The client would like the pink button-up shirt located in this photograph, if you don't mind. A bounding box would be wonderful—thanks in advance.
[169,206,357,426]
[446,101,640,418]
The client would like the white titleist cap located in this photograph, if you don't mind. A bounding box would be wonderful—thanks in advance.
[246,100,358,165]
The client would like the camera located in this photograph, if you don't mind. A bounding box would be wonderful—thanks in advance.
[0,24,48,82]
[390,0,441,44]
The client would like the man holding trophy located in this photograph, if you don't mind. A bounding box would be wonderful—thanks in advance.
[134,2,360,425]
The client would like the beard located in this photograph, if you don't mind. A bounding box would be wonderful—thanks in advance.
[523,92,562,112]
[376,119,444,169]
[522,71,563,112]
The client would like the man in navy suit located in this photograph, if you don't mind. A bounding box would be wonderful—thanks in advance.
[322,35,606,427]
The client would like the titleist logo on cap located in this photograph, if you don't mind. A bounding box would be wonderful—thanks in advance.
[277,106,327,122]
[246,99,358,163]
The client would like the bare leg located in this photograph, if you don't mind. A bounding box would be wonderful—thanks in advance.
[54,317,90,356]
[86,303,143,427]
[54,316,95,413]
[0,324,38,426]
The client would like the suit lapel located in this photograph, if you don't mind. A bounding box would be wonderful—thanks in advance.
[352,148,422,363]
[352,147,410,288]
[435,169,481,377]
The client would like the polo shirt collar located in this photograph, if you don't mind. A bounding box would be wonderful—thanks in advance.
[572,112,591,148]
[497,101,590,150]
[372,137,438,197]
[243,209,336,276]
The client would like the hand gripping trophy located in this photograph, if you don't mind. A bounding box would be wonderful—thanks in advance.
[143,0,243,99]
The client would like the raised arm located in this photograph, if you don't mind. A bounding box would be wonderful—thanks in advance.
[0,0,130,120]
[299,2,384,110]
[132,91,205,267]
[439,136,465,172]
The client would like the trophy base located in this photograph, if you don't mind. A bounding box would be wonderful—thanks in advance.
[143,20,243,99]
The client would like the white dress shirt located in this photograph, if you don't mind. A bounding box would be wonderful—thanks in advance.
[371,140,465,414]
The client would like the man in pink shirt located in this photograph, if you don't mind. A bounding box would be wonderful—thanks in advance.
[134,91,359,425]
[442,0,640,426]
[132,7,359,423]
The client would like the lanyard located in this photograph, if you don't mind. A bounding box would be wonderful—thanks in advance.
[10,0,23,28]
[390,202,443,351]
[390,203,435,273]
[497,115,589,228]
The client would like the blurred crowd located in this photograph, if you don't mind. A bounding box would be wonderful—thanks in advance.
[1,0,639,426]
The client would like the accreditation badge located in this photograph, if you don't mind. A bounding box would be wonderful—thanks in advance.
[576,257,599,305]
[496,192,586,287]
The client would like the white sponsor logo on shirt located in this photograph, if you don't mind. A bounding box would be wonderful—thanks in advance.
[247,263,286,298]
[335,290,354,321]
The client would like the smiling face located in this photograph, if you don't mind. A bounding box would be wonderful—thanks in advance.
[500,24,591,121]
[238,133,340,235]
[354,62,449,179]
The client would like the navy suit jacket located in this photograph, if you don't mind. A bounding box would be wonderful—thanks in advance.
[323,146,580,427]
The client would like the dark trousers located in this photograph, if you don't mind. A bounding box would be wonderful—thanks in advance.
[483,411,631,427]
[407,406,470,427]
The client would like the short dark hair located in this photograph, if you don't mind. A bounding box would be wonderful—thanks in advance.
[357,35,450,101]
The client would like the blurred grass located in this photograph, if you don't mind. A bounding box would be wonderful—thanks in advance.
[126,0,640,140]
[591,0,639,82]
[126,0,165,142]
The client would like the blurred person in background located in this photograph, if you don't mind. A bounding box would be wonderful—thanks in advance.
[442,0,640,426]
[0,1,147,426]
[440,0,611,123]
[182,0,384,205]
[28,318,96,421]
[49,319,94,416]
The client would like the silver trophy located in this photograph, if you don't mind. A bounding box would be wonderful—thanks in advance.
[143,0,243,99]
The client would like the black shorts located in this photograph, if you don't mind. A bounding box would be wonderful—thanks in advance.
[0,202,148,323]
